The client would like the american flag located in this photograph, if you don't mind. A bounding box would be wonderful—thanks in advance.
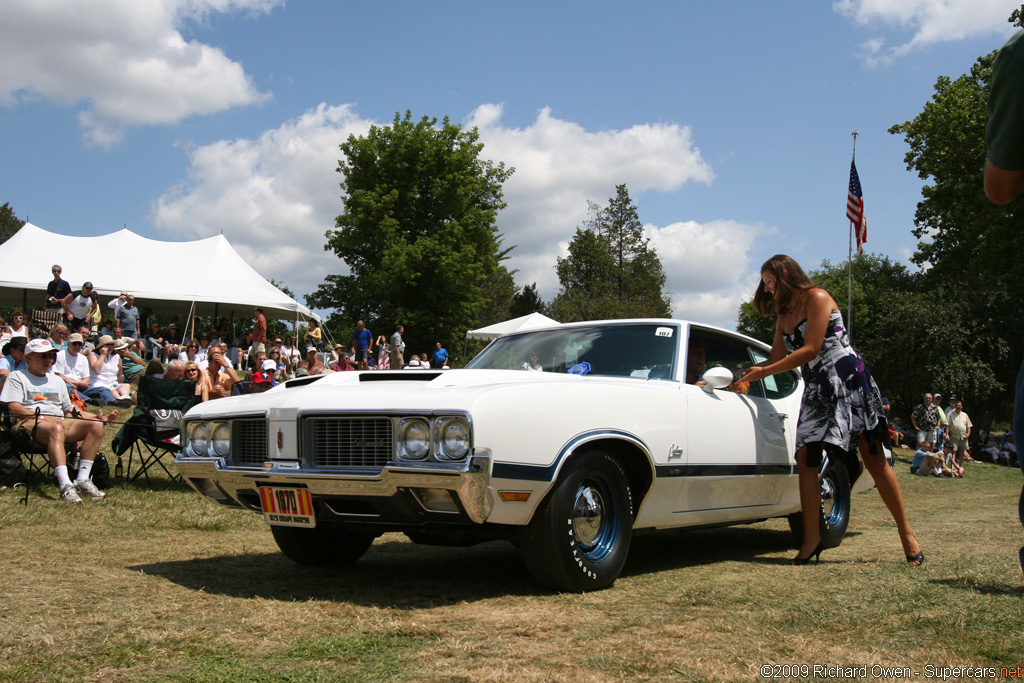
[847,160,867,255]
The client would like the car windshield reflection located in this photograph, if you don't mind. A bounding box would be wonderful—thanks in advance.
[465,323,679,380]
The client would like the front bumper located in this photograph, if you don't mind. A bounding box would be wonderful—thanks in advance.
[176,454,492,525]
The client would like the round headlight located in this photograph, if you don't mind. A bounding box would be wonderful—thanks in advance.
[438,418,470,460]
[191,422,209,456]
[211,422,231,456]
[399,419,431,460]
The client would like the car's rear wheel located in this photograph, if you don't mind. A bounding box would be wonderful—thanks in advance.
[788,457,850,549]
[270,523,376,566]
[519,449,633,592]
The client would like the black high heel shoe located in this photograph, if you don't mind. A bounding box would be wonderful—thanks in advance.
[906,550,924,566]
[790,541,825,565]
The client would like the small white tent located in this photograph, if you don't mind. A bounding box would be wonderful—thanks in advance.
[465,312,560,341]
[0,223,317,321]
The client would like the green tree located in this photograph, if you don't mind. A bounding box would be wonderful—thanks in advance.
[309,111,514,350]
[889,45,1022,427]
[509,282,544,318]
[550,185,672,322]
[0,202,25,245]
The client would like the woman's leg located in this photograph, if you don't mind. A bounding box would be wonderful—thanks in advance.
[858,436,921,558]
[795,446,822,558]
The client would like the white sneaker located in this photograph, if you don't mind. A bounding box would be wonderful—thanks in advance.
[60,483,84,504]
[74,478,107,499]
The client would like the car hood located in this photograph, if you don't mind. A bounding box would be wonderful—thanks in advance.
[184,369,671,419]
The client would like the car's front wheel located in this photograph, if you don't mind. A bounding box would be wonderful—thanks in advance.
[270,523,376,566]
[788,457,851,549]
[519,449,633,592]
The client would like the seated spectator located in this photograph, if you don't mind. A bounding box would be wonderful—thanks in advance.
[159,360,186,382]
[0,338,106,503]
[84,335,133,405]
[48,323,69,351]
[292,360,310,377]
[406,355,422,369]
[115,338,147,382]
[910,441,953,477]
[250,371,274,393]
[146,322,164,360]
[163,323,184,362]
[306,347,325,374]
[998,433,1017,467]
[889,417,909,448]
[268,345,288,378]
[6,310,29,341]
[62,281,99,331]
[183,361,209,401]
[0,336,29,387]
[194,333,211,369]
[329,343,344,366]
[54,333,90,394]
[281,336,298,367]
[420,354,431,369]
[942,444,965,477]
[331,352,356,372]
[204,344,240,400]
[260,359,282,385]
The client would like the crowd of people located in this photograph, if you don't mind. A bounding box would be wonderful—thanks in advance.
[887,391,1018,478]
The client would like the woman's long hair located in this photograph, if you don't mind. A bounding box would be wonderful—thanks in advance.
[753,254,816,316]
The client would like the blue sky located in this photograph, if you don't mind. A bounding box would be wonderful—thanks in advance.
[0,0,1019,329]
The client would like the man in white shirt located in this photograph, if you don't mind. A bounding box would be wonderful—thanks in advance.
[0,339,106,503]
[54,332,91,394]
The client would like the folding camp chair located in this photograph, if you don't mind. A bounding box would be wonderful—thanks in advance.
[111,376,197,489]
[0,403,77,505]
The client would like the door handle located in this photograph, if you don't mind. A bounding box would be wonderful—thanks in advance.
[771,412,788,422]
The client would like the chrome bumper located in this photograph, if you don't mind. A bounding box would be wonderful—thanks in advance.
[175,454,492,524]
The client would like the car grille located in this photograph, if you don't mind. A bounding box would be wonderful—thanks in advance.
[233,418,268,465]
[304,417,394,470]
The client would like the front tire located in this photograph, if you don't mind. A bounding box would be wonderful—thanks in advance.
[788,457,850,549]
[270,523,376,566]
[519,450,633,592]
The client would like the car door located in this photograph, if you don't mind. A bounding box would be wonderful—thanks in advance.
[676,332,795,516]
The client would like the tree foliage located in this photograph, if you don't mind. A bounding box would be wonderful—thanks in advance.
[887,40,1024,427]
[550,185,671,322]
[509,282,544,318]
[0,202,24,245]
[308,111,514,349]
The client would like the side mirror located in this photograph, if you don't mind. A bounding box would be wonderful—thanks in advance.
[702,366,734,391]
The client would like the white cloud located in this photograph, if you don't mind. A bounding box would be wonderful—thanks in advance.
[834,0,1018,65]
[646,220,770,330]
[151,102,765,326]
[0,0,278,146]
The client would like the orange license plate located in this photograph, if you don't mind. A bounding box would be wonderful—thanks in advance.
[259,486,316,528]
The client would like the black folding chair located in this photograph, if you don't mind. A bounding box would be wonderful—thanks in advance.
[112,376,197,489]
[0,403,76,505]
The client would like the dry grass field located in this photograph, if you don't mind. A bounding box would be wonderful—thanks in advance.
[2,444,1023,682]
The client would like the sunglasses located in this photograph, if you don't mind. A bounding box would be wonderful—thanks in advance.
[13,316,24,321]
[70,342,84,346]
[52,269,62,274]
[185,368,199,373]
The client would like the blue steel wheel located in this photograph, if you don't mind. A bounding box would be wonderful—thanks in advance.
[520,450,633,592]
[788,458,850,549]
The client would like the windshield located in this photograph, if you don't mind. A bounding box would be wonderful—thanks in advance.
[466,323,679,380]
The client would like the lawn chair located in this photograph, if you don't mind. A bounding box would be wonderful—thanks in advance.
[111,376,197,489]
[0,403,77,505]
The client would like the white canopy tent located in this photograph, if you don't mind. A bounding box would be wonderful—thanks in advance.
[0,223,318,322]
[465,312,560,341]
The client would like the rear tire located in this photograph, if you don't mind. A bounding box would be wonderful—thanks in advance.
[270,523,376,566]
[520,449,633,592]
[788,458,850,549]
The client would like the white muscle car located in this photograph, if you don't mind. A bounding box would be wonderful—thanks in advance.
[176,320,884,592]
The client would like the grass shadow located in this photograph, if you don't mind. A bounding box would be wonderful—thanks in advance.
[129,538,541,606]
[624,525,800,575]
[930,577,1024,596]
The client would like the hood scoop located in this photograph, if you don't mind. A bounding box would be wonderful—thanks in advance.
[359,371,442,382]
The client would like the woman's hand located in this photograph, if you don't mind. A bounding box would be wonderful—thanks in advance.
[740,365,766,383]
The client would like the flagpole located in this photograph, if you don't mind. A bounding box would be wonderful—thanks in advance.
[848,131,858,344]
